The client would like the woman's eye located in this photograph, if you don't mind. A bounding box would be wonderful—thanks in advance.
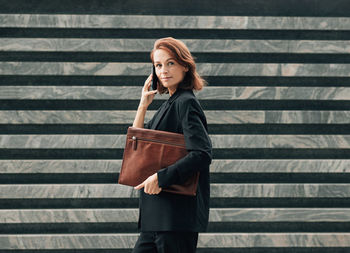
[155,64,161,68]
[168,62,174,66]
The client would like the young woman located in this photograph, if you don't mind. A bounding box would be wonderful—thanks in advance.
[132,37,212,253]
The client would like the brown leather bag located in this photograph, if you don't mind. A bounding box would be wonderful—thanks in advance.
[118,127,199,196]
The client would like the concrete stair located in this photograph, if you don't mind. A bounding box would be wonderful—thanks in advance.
[1,0,350,252]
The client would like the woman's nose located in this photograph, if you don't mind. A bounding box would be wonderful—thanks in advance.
[160,66,168,74]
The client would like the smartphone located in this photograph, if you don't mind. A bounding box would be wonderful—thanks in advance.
[152,66,158,90]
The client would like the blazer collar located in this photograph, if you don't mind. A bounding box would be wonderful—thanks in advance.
[168,88,184,104]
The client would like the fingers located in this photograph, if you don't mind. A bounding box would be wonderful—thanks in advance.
[143,74,153,92]
[134,174,162,195]
[134,182,145,190]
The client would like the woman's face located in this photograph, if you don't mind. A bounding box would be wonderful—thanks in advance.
[153,49,188,96]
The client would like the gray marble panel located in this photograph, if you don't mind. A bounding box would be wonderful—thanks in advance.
[211,183,350,198]
[198,233,350,248]
[0,184,138,199]
[0,110,153,124]
[196,87,350,100]
[263,111,350,124]
[1,159,349,174]
[210,159,350,173]
[1,110,350,124]
[2,208,350,224]
[2,62,350,76]
[0,134,127,148]
[1,184,347,199]
[212,135,350,149]
[1,233,350,249]
[1,159,350,174]
[0,38,155,52]
[1,14,350,30]
[2,86,350,100]
[0,160,121,173]
[209,208,350,222]
[0,234,138,249]
[0,209,139,223]
[2,38,350,53]
[2,134,350,149]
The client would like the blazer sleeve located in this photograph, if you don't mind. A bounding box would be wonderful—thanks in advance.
[157,97,212,188]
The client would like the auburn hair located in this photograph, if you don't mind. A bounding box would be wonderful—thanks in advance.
[150,37,206,94]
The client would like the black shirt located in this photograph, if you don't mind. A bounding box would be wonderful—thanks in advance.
[139,88,212,232]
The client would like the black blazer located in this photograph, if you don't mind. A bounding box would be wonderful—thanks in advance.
[139,88,212,232]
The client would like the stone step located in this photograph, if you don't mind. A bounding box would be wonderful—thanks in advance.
[0,184,349,199]
[1,159,350,174]
[1,86,349,100]
[1,134,350,149]
[2,39,350,54]
[0,233,350,250]
[1,62,350,77]
[1,14,350,30]
[1,110,350,124]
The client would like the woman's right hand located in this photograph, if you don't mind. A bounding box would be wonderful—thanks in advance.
[139,74,158,109]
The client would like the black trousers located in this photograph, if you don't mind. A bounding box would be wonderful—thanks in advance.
[132,231,199,253]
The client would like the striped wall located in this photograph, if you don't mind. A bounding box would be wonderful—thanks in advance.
[1,1,350,252]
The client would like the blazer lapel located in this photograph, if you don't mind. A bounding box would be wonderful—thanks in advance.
[151,101,170,130]
[151,89,183,130]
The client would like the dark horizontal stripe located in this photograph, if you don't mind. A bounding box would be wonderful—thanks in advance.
[0,173,118,184]
[2,52,350,63]
[211,173,350,183]
[1,75,350,87]
[198,248,350,253]
[213,149,350,159]
[1,124,350,135]
[1,100,350,110]
[1,28,350,40]
[0,124,131,134]
[1,173,349,184]
[208,222,350,232]
[0,222,137,234]
[0,0,349,16]
[1,222,349,234]
[0,199,138,209]
[211,198,350,208]
[209,124,350,134]
[1,148,350,159]
[1,198,350,209]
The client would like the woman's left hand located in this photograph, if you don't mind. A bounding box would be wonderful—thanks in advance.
[134,173,162,195]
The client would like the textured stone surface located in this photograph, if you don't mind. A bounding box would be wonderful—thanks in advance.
[2,62,350,76]
[210,184,350,198]
[2,159,350,174]
[2,38,350,53]
[1,208,350,224]
[1,14,350,30]
[0,184,348,199]
[2,86,350,100]
[0,160,121,173]
[1,134,350,149]
[1,110,350,124]
[1,233,350,249]
[0,184,138,199]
